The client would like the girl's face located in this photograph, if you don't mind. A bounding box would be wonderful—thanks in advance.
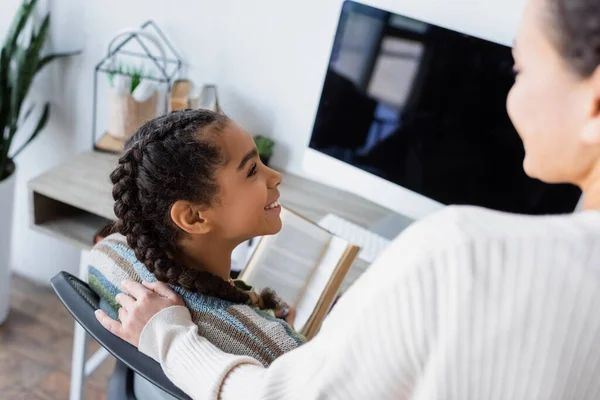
[204,122,283,242]
[507,0,600,187]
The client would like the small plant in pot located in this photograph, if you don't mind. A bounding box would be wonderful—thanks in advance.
[107,63,158,142]
[254,135,275,166]
[0,0,78,324]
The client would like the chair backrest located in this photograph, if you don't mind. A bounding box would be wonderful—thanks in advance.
[50,271,191,400]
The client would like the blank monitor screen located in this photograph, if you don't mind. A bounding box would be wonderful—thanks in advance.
[308,1,581,215]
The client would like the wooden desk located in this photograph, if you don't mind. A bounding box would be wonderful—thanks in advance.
[28,150,391,251]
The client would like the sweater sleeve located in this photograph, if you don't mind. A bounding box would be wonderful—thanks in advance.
[138,306,264,399]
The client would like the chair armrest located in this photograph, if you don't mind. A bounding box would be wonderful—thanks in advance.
[51,271,191,400]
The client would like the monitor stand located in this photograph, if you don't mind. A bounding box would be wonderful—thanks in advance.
[369,212,415,240]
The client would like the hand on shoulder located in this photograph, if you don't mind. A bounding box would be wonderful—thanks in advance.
[95,280,185,347]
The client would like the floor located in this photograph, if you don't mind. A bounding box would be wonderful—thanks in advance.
[0,274,115,399]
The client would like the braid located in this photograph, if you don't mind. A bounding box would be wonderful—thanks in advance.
[110,109,276,307]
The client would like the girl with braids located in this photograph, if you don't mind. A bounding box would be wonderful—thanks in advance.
[89,109,305,368]
[97,0,600,399]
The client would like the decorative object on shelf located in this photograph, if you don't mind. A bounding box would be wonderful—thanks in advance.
[92,21,182,153]
[170,82,221,112]
[0,0,79,325]
[107,63,158,141]
[254,135,275,166]
[191,84,220,112]
[170,79,192,111]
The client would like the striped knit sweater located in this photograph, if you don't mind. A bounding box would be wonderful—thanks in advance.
[88,233,306,367]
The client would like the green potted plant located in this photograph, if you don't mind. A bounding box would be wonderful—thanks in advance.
[0,0,78,324]
[254,135,275,166]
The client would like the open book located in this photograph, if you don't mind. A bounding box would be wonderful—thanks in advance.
[239,208,359,339]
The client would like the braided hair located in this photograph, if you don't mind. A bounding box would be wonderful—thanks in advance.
[546,0,600,77]
[110,109,280,309]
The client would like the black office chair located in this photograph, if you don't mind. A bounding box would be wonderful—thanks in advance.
[50,271,191,400]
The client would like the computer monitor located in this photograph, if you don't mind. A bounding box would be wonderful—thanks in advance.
[303,0,581,229]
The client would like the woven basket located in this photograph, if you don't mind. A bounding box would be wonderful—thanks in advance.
[107,89,158,140]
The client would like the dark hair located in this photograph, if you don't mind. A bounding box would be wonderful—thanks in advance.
[546,0,600,77]
[110,109,279,309]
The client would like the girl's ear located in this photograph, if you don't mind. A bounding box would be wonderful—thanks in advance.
[580,117,600,145]
[580,67,600,146]
[170,200,212,235]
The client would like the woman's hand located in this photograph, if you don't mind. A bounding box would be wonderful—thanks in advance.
[95,280,185,347]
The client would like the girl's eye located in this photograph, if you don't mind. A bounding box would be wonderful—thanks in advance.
[248,163,258,177]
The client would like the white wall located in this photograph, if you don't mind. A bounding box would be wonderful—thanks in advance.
[4,0,526,284]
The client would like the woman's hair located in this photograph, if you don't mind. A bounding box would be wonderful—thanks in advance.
[546,0,600,77]
[110,109,279,309]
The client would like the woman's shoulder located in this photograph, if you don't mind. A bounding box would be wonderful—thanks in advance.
[359,206,600,303]
[370,205,600,280]
[401,205,600,249]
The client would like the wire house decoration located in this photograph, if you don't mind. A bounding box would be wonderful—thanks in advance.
[91,20,182,153]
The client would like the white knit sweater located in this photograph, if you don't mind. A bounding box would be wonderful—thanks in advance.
[138,206,600,400]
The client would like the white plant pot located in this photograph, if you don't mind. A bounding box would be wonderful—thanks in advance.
[0,163,16,325]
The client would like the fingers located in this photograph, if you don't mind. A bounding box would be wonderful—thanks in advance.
[115,292,135,310]
[95,309,123,337]
[142,280,180,301]
[121,280,152,300]
[118,305,127,322]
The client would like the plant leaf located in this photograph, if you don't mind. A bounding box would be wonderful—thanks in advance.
[1,4,78,178]
[21,103,35,124]
[0,48,10,140]
[36,50,81,73]
[11,102,49,159]
[6,45,32,163]
[9,46,28,129]
[10,15,50,122]
[3,0,37,57]
[29,14,50,59]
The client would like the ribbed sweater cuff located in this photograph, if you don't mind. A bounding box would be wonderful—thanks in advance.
[139,305,262,400]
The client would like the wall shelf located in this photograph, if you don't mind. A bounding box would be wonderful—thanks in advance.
[29,151,118,251]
